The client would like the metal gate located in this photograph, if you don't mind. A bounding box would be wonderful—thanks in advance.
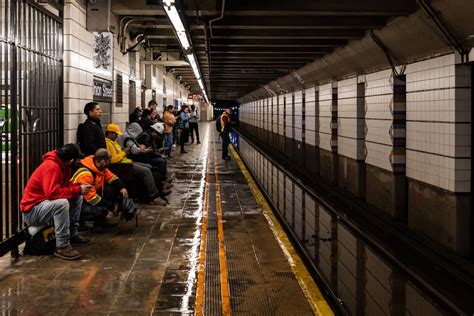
[0,0,63,252]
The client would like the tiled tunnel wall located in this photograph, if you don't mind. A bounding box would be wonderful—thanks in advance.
[236,136,452,316]
[238,53,472,256]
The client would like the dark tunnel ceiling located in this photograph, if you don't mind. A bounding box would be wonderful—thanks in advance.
[118,0,419,102]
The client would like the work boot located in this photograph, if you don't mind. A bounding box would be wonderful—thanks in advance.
[150,197,168,206]
[54,245,81,260]
[70,234,92,245]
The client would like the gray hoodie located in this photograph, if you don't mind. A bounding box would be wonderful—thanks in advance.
[117,123,143,155]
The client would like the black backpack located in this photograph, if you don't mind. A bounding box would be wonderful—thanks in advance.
[215,114,222,132]
[23,226,56,255]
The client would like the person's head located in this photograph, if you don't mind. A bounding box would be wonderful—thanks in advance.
[191,104,195,111]
[133,107,142,116]
[166,105,174,112]
[226,108,232,115]
[150,122,164,139]
[105,123,122,141]
[148,100,157,110]
[151,109,158,119]
[93,148,111,171]
[56,143,81,165]
[142,109,151,119]
[84,102,101,119]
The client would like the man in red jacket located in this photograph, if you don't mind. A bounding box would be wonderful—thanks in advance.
[20,144,92,260]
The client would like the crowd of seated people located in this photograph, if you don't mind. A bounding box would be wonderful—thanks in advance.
[20,100,203,260]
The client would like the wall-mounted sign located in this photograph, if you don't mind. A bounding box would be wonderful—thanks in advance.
[92,32,113,79]
[93,77,113,102]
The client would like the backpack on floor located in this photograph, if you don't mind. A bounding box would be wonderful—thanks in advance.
[23,226,56,256]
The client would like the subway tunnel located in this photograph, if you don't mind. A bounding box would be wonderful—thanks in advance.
[0,0,473,315]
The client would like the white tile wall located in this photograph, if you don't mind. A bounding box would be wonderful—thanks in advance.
[272,96,278,133]
[406,54,471,192]
[278,95,285,136]
[294,90,303,141]
[285,93,293,138]
[338,77,365,160]
[64,0,92,144]
[365,69,394,171]
[305,86,317,146]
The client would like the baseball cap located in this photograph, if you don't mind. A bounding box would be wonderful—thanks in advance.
[150,122,164,134]
[106,123,122,135]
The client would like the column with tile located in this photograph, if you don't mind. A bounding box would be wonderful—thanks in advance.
[405,53,471,256]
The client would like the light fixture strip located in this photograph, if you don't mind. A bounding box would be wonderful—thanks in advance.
[163,1,209,103]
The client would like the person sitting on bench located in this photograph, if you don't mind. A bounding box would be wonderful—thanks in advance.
[105,123,169,205]
[71,148,128,228]
[20,144,92,260]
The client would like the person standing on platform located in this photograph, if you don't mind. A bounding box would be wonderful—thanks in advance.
[162,105,176,157]
[77,102,106,157]
[220,108,232,160]
[178,104,190,154]
[189,104,200,144]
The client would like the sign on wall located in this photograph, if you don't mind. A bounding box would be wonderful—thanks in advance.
[92,32,113,79]
[93,77,113,102]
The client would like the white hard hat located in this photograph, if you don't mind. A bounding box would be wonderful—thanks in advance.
[151,122,164,134]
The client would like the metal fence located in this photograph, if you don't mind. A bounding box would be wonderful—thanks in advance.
[0,0,63,254]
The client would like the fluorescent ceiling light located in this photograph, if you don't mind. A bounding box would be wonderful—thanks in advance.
[164,5,190,50]
[198,79,204,90]
[186,53,200,79]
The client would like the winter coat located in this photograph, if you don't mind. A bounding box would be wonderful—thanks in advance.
[71,155,123,206]
[20,150,81,212]
[77,118,106,156]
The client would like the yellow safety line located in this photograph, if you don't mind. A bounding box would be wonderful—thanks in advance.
[230,145,334,316]
[195,155,210,316]
[213,141,231,315]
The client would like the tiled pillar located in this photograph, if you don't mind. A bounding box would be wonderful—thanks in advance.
[294,90,304,168]
[319,83,338,184]
[337,77,366,198]
[304,86,320,178]
[405,53,471,255]
[365,69,407,219]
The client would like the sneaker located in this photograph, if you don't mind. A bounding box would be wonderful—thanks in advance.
[150,197,168,206]
[180,150,188,154]
[172,144,176,148]
[223,156,231,161]
[93,219,118,228]
[54,245,81,260]
[71,234,92,245]
[197,141,201,144]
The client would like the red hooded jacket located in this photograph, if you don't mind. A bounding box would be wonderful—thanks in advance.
[20,150,81,212]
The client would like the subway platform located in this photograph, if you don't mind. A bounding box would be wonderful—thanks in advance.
[0,123,329,315]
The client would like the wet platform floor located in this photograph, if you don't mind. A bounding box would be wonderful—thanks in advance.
[0,123,316,315]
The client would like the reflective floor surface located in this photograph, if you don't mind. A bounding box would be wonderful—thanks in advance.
[0,123,316,315]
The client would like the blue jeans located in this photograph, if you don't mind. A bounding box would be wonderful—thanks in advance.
[22,196,83,247]
[165,132,173,155]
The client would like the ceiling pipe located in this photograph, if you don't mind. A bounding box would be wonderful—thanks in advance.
[209,0,225,39]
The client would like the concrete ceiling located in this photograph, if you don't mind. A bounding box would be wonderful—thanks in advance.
[113,0,419,102]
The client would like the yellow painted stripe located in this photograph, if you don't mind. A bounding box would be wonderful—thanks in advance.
[195,154,210,316]
[213,141,231,316]
[230,145,334,316]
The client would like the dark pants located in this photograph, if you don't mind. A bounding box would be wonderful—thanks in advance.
[180,128,189,151]
[80,185,120,222]
[221,132,230,159]
[189,122,200,142]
